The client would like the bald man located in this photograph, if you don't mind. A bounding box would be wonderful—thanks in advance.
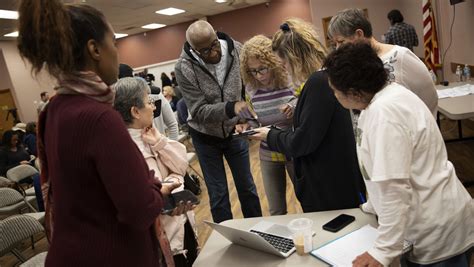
[175,20,262,223]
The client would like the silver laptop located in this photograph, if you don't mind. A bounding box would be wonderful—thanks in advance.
[204,220,296,258]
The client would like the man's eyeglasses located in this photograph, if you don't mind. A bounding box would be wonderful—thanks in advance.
[194,39,220,57]
[247,67,270,77]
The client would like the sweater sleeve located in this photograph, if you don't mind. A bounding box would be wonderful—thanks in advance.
[175,60,233,123]
[90,110,163,231]
[267,71,336,158]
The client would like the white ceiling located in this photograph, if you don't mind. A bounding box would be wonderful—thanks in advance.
[0,0,269,41]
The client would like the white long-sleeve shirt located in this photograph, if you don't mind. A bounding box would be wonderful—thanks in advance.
[357,83,474,266]
[151,93,179,140]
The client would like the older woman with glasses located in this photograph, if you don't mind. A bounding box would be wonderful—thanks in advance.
[236,35,297,216]
[114,77,199,267]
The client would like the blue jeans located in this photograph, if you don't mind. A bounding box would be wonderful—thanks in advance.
[190,130,262,223]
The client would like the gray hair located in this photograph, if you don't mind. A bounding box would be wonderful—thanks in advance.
[113,77,148,125]
[327,8,373,39]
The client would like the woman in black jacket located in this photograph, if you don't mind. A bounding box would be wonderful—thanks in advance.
[251,18,365,212]
[0,130,30,177]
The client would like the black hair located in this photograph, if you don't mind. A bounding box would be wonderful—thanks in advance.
[17,0,109,78]
[1,130,19,149]
[40,91,48,98]
[323,42,388,97]
[119,63,134,78]
[387,10,404,24]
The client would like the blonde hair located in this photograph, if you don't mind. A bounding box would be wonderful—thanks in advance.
[272,18,327,84]
[240,35,289,91]
[162,86,175,97]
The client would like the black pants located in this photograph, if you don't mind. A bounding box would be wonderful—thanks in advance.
[173,221,198,267]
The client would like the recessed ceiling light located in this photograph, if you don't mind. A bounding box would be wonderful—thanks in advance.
[4,31,18,37]
[215,0,228,3]
[141,23,166,29]
[155,7,185,16]
[0,9,18,20]
[114,33,128,39]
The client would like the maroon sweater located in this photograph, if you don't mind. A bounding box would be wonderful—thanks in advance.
[44,95,164,267]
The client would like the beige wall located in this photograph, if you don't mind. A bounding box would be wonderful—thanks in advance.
[435,0,474,81]
[0,41,56,123]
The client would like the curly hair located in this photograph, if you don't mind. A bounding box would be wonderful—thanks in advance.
[323,42,387,98]
[240,35,289,91]
[272,18,327,85]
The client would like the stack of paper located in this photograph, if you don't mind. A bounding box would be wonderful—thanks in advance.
[437,84,474,99]
[311,225,412,266]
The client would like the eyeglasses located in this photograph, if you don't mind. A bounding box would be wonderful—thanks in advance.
[247,67,270,77]
[147,98,155,106]
[194,39,220,57]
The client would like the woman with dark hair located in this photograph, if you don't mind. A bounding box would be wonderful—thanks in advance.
[0,130,30,176]
[324,42,473,267]
[251,18,364,213]
[17,0,174,266]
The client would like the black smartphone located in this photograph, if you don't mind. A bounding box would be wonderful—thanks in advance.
[162,189,200,215]
[322,214,355,232]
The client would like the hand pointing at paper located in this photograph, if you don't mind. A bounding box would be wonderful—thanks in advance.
[352,252,383,267]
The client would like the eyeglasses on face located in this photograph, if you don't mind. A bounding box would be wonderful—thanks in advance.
[195,39,220,57]
[147,98,156,106]
[247,67,270,76]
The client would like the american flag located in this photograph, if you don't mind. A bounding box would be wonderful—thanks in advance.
[423,0,440,71]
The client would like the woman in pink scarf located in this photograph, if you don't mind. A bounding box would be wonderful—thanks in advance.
[114,77,199,267]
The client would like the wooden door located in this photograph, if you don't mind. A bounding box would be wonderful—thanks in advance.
[0,89,17,136]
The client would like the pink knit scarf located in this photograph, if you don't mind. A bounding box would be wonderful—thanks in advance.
[56,71,115,104]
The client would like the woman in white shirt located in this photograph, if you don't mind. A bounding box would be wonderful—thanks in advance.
[323,42,473,267]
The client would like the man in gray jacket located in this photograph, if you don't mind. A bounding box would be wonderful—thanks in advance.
[175,20,261,223]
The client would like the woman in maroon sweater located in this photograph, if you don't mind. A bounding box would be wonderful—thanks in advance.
[17,0,174,266]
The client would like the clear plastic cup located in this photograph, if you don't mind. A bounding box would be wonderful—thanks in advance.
[288,218,313,255]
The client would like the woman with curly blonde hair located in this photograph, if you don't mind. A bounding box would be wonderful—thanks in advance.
[236,35,296,215]
[250,19,365,213]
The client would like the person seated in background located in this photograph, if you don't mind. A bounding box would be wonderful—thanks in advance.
[251,18,364,213]
[12,122,27,146]
[324,41,473,267]
[163,85,179,112]
[23,122,37,156]
[119,63,179,140]
[114,77,198,267]
[0,130,31,177]
[237,35,296,216]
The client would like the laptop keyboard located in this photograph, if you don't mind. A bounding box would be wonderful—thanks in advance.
[250,230,295,253]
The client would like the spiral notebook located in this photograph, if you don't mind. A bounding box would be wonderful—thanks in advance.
[311,224,413,266]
